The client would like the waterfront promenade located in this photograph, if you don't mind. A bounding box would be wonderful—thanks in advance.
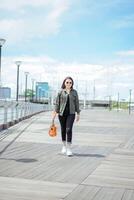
[0,109,134,199]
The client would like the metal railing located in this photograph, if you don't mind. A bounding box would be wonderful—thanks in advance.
[0,100,52,130]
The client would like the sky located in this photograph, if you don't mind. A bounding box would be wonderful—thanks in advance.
[0,0,134,100]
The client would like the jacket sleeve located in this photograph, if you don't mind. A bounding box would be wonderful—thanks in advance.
[55,92,61,113]
[75,91,81,114]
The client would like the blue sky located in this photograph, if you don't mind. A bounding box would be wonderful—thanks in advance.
[1,0,134,62]
[0,0,134,99]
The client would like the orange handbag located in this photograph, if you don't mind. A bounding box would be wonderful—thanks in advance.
[48,120,57,137]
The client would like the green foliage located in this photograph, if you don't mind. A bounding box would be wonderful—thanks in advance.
[112,101,128,110]
[24,89,35,97]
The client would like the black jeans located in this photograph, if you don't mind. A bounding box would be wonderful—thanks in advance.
[58,114,75,143]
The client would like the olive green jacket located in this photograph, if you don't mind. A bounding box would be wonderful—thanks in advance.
[55,89,80,116]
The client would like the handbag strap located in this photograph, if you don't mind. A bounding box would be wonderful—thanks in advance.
[52,119,54,125]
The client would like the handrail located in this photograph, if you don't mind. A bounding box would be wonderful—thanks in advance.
[0,100,52,130]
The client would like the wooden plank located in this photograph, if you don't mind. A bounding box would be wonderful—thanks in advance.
[65,185,100,200]
[65,185,125,200]
[122,189,134,200]
[83,175,134,190]
[0,176,77,200]
[89,187,124,200]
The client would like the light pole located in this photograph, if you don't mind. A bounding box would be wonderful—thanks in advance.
[15,61,22,101]
[129,89,132,115]
[109,95,112,111]
[105,95,112,111]
[117,92,120,112]
[93,80,96,100]
[38,87,42,102]
[25,72,29,102]
[31,78,35,102]
[0,38,6,87]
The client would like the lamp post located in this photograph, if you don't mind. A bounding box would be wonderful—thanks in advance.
[38,87,42,102]
[25,72,29,102]
[129,89,132,115]
[93,80,96,100]
[0,38,6,87]
[105,95,112,111]
[31,78,35,102]
[109,95,112,111]
[117,92,120,112]
[15,61,22,101]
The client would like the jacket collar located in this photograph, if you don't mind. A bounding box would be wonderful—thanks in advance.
[63,88,73,94]
[63,88,73,92]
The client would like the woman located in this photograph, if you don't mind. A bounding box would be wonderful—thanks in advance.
[52,77,80,156]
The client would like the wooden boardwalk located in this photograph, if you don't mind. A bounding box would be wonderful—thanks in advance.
[0,109,134,199]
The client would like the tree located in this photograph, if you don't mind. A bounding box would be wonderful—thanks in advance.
[24,89,35,99]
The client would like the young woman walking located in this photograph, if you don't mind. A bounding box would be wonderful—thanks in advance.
[52,77,80,156]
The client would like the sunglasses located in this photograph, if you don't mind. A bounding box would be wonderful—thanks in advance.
[65,81,72,84]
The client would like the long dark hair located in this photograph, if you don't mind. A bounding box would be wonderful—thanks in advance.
[61,77,74,89]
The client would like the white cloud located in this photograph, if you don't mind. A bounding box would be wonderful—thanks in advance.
[0,0,69,10]
[111,14,134,29]
[0,19,27,43]
[116,50,134,56]
[1,55,134,99]
[0,0,71,43]
[71,0,126,18]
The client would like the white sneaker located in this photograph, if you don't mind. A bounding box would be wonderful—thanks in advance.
[61,146,66,154]
[66,148,73,156]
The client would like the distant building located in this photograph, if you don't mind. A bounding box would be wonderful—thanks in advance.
[36,82,49,100]
[0,87,11,99]
[90,100,110,108]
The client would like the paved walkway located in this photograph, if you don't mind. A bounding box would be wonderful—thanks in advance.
[0,109,134,200]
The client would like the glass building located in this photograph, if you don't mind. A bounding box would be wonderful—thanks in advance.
[36,82,49,100]
[0,87,11,99]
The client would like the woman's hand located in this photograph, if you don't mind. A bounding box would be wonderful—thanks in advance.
[76,114,80,122]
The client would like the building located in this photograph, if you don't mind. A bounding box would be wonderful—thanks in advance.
[0,87,11,99]
[90,100,110,108]
[36,82,49,101]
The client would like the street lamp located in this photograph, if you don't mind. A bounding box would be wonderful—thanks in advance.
[38,87,42,102]
[15,61,22,101]
[25,72,29,102]
[31,78,35,102]
[93,80,96,100]
[117,92,120,112]
[104,95,112,111]
[109,95,112,111]
[0,38,6,87]
[129,89,132,115]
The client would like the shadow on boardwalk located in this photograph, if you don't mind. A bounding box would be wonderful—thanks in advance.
[73,153,105,158]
